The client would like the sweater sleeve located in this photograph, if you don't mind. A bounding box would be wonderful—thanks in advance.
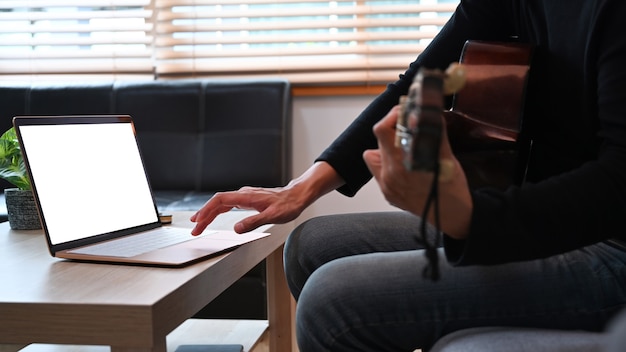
[316,0,513,196]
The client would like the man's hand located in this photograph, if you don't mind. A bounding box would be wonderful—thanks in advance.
[362,105,473,239]
[190,186,304,235]
[190,162,345,235]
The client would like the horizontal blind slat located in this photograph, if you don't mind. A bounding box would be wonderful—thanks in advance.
[0,10,153,21]
[0,23,153,34]
[157,55,418,74]
[0,59,154,74]
[157,44,422,59]
[158,69,407,85]
[156,0,366,5]
[156,17,447,33]
[156,4,457,20]
[2,37,153,47]
[156,31,439,46]
[0,50,153,60]
[0,0,150,7]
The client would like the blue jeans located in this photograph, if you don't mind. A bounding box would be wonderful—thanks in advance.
[283,212,626,351]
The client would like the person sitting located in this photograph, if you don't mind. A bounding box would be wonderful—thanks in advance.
[190,0,626,350]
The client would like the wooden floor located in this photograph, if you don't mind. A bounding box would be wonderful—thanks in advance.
[0,319,272,352]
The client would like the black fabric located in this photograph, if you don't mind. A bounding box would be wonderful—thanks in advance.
[316,0,626,266]
[0,78,292,206]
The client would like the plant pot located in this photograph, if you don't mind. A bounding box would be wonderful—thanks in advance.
[4,188,41,230]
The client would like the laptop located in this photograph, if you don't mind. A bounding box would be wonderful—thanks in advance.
[13,115,269,266]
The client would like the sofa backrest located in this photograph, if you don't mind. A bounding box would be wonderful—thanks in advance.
[0,79,292,192]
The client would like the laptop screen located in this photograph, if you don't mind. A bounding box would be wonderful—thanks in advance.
[15,116,160,246]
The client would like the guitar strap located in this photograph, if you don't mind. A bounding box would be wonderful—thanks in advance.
[419,161,442,282]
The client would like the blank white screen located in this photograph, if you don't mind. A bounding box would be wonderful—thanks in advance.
[19,122,159,245]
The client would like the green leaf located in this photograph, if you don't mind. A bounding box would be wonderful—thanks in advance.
[0,127,30,190]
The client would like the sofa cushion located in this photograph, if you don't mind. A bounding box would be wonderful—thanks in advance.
[429,327,606,352]
[0,78,292,215]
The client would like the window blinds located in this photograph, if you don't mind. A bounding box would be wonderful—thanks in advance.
[154,0,458,84]
[0,0,459,84]
[0,0,154,77]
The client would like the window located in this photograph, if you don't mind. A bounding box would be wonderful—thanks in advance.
[0,0,459,84]
[154,0,458,84]
[0,0,154,80]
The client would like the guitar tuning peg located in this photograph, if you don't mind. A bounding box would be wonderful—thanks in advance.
[443,62,466,95]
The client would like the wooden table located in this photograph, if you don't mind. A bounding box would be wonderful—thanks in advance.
[0,211,294,352]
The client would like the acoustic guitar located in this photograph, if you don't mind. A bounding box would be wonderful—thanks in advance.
[394,41,533,281]
[397,40,534,190]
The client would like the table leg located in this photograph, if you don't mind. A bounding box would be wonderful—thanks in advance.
[266,244,294,352]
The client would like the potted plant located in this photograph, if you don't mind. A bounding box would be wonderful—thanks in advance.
[0,127,41,230]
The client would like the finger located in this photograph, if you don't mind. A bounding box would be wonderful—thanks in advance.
[364,148,405,210]
[191,207,227,236]
[191,194,228,222]
[234,204,296,233]
[363,149,383,181]
[372,105,401,147]
[234,213,266,233]
[192,191,259,220]
[191,216,216,236]
[190,193,243,235]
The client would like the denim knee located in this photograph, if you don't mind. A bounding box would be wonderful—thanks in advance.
[284,215,357,300]
[296,260,354,352]
[284,219,309,300]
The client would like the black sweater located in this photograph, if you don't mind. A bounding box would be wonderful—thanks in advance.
[316,0,626,265]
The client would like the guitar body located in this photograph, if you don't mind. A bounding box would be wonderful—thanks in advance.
[445,41,533,190]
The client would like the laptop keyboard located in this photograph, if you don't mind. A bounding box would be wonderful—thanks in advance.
[68,227,215,258]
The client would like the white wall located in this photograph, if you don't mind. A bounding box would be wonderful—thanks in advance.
[291,95,396,225]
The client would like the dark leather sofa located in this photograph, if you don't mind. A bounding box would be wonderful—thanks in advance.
[0,79,292,319]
